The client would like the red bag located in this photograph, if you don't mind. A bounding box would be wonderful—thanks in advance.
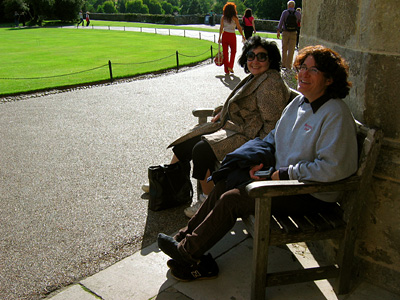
[214,43,224,66]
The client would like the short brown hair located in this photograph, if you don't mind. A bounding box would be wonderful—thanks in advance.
[294,45,352,99]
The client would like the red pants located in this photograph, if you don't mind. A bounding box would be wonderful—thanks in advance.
[222,32,237,73]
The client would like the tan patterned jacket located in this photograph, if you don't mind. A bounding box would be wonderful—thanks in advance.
[169,69,291,161]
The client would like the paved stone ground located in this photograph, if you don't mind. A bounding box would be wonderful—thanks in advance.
[0,28,262,300]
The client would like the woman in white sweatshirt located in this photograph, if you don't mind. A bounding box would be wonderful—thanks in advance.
[157,45,358,281]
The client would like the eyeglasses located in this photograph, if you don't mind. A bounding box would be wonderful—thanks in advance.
[296,64,320,75]
[247,51,268,62]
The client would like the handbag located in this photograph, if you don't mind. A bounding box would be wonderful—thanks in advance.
[148,161,193,211]
[214,43,224,66]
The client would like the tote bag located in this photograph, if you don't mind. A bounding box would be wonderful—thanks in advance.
[214,43,224,66]
[148,161,193,211]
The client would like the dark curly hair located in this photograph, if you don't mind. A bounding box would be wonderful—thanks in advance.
[223,2,237,22]
[293,45,352,99]
[238,35,281,73]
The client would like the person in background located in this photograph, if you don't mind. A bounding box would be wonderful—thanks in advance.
[86,11,90,27]
[277,1,301,69]
[157,45,358,282]
[242,8,256,40]
[14,11,19,27]
[78,10,84,27]
[296,7,302,49]
[209,10,216,26]
[218,2,246,74]
[20,12,26,27]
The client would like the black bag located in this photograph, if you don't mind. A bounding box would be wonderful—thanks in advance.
[285,10,298,31]
[148,161,193,211]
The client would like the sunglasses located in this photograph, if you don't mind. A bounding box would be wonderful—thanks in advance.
[247,51,268,62]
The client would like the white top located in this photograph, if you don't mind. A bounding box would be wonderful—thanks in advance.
[223,18,236,33]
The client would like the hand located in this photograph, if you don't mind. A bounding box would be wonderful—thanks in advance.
[211,112,221,123]
[249,164,264,180]
[218,38,222,43]
[242,36,246,42]
[271,170,280,180]
[277,32,281,39]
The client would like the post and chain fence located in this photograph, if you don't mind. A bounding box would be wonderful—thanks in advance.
[0,25,220,89]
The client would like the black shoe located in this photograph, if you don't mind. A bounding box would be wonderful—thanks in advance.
[167,259,183,269]
[157,233,191,266]
[170,253,219,281]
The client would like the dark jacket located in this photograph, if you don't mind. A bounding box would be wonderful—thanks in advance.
[210,137,275,190]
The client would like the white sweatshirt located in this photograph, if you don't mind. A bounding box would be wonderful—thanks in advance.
[264,94,358,202]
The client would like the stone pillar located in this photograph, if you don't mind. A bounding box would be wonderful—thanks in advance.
[299,0,400,294]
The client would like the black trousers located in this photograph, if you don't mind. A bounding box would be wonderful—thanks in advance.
[172,136,218,180]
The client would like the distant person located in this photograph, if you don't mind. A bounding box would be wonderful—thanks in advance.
[242,8,256,39]
[296,7,302,49]
[86,11,90,27]
[209,10,216,26]
[218,2,246,74]
[14,11,19,27]
[78,10,84,27]
[277,1,301,69]
[20,12,26,27]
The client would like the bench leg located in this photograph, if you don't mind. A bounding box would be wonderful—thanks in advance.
[251,196,273,300]
[335,191,359,294]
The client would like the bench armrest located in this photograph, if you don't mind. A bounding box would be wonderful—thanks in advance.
[192,108,214,124]
[246,176,360,198]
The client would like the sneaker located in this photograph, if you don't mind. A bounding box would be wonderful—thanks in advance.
[141,184,149,193]
[157,233,191,266]
[184,194,207,218]
[170,253,219,282]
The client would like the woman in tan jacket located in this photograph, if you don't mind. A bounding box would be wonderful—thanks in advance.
[153,36,291,217]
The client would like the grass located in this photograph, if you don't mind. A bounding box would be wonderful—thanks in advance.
[0,20,277,96]
[0,26,215,96]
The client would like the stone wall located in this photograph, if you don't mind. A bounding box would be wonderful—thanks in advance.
[300,0,400,295]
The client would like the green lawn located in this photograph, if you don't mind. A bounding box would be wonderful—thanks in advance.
[0,27,215,96]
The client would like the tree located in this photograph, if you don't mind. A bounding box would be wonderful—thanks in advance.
[256,0,284,20]
[126,0,148,13]
[143,0,163,14]
[53,0,83,20]
[116,0,127,13]
[28,0,54,23]
[187,0,200,14]
[167,0,178,6]
[102,0,117,13]
[256,0,302,20]
[161,1,173,14]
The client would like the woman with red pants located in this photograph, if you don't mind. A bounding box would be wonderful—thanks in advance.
[218,2,246,74]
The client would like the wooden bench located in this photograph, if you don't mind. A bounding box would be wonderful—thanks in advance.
[244,121,383,299]
[192,88,300,199]
[192,95,383,300]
